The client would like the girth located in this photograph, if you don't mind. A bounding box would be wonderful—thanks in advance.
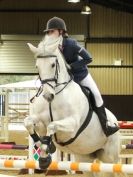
[49,86,93,146]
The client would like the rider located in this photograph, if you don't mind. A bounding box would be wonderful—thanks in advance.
[43,16,119,137]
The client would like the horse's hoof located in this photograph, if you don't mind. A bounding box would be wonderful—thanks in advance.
[39,155,52,170]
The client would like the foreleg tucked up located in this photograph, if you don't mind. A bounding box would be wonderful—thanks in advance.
[24,115,38,134]
[24,115,42,146]
[24,115,56,169]
[47,115,80,136]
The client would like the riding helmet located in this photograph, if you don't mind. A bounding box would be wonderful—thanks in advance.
[43,17,67,33]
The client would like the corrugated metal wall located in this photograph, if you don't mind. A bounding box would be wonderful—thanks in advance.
[0,4,132,95]
[87,4,133,95]
[87,43,133,65]
[87,42,133,94]
[89,67,133,95]
[0,5,132,36]
[0,41,36,73]
[0,12,88,35]
[90,4,133,37]
[0,35,85,73]
[0,35,39,73]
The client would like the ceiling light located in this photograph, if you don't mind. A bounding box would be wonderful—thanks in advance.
[68,0,80,3]
[81,5,91,15]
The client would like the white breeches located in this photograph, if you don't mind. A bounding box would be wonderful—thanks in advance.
[79,73,103,107]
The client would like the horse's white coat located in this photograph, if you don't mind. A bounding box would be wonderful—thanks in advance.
[24,36,126,177]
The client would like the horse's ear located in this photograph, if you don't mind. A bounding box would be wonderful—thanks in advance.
[27,43,38,54]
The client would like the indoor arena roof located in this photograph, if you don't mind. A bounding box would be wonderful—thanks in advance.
[0,0,132,14]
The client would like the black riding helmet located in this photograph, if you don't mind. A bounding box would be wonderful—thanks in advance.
[43,17,67,33]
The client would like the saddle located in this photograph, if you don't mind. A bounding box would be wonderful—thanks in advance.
[80,85,96,111]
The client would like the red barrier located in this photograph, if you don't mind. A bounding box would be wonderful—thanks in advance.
[0,144,28,150]
[119,121,133,129]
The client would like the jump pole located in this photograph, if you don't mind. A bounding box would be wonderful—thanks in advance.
[1,160,133,174]
[0,144,28,150]
[119,121,133,129]
[0,175,15,177]
[122,144,133,149]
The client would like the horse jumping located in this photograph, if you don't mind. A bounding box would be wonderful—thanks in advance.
[24,36,124,177]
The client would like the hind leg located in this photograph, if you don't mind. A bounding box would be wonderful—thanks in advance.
[97,131,120,162]
[96,132,127,177]
[96,144,128,177]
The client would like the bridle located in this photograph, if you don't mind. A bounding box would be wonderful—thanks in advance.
[30,54,73,102]
[37,55,60,89]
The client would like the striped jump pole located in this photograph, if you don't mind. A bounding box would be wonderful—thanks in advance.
[122,144,133,149]
[0,144,28,150]
[119,121,133,129]
[1,160,133,174]
[0,175,15,177]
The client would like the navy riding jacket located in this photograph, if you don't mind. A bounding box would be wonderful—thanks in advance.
[62,38,92,83]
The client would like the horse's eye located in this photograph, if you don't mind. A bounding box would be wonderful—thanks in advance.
[51,63,55,68]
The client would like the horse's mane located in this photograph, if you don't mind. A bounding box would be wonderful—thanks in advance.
[38,35,63,55]
[37,35,71,70]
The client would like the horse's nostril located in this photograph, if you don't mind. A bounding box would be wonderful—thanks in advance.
[47,94,54,102]
[50,94,54,101]
[49,94,54,102]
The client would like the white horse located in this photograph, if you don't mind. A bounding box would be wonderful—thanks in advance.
[24,36,125,177]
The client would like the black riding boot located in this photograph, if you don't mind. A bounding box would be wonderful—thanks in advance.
[95,105,119,137]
